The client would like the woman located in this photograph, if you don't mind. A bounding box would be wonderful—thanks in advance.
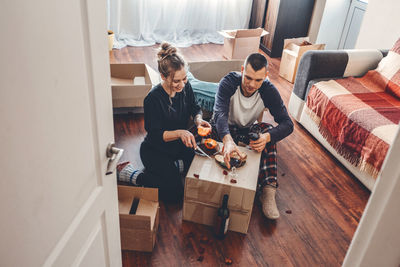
[118,42,211,202]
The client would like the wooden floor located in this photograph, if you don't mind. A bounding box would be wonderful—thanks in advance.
[110,44,370,267]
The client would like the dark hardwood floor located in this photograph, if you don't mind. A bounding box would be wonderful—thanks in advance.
[110,44,370,266]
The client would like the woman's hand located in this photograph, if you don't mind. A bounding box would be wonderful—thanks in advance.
[198,120,211,129]
[195,117,211,129]
[177,130,197,148]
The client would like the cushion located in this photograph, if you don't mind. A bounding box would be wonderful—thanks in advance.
[374,38,400,99]
[187,72,219,112]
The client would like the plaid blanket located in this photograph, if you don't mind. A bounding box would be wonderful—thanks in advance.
[305,72,400,178]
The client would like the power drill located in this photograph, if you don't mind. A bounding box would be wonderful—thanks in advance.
[248,124,261,141]
[248,132,259,141]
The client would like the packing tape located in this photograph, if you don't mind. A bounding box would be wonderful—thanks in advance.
[184,199,250,214]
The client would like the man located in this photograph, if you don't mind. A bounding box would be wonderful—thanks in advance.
[211,53,293,219]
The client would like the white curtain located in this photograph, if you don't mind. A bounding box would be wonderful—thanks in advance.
[108,0,253,48]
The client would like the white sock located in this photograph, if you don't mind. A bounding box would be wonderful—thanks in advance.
[118,164,143,185]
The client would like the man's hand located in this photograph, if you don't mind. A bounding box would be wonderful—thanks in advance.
[177,130,197,148]
[249,132,270,152]
[222,135,243,169]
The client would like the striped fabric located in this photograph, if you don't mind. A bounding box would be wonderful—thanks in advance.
[305,39,400,178]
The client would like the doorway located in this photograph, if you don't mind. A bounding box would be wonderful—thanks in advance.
[338,0,368,49]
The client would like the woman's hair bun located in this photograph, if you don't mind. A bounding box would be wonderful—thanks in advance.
[157,42,186,78]
[157,42,177,60]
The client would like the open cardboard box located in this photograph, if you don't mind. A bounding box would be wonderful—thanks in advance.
[110,63,159,110]
[219,28,269,60]
[279,37,325,83]
[118,185,159,252]
[187,60,243,117]
[188,60,243,83]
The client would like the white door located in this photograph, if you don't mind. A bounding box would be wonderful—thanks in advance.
[0,0,122,266]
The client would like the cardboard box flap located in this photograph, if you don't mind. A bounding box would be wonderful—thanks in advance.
[283,37,310,49]
[219,28,269,39]
[218,30,237,39]
[260,29,269,37]
[285,43,301,54]
[145,64,161,85]
[110,63,146,80]
[235,28,267,38]
[283,37,325,52]
[118,185,158,202]
[188,60,243,83]
[136,199,158,230]
[119,193,135,215]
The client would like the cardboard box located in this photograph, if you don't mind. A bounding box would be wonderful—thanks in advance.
[219,28,269,60]
[110,63,159,109]
[118,185,159,252]
[187,60,243,118]
[183,145,261,234]
[279,37,325,83]
[188,60,243,83]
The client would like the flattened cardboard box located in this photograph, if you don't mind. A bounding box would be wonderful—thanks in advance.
[279,37,325,83]
[110,63,159,108]
[183,146,261,234]
[118,185,159,252]
[218,28,269,60]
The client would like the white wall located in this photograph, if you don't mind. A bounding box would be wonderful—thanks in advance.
[356,0,400,49]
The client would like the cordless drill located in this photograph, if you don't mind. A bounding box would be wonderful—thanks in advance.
[248,124,261,141]
[248,132,259,141]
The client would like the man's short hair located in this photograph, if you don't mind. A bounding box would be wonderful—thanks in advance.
[244,53,268,71]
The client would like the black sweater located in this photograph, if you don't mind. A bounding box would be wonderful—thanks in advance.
[143,82,202,155]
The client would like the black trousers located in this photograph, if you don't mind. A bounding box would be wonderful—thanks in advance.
[138,140,194,202]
